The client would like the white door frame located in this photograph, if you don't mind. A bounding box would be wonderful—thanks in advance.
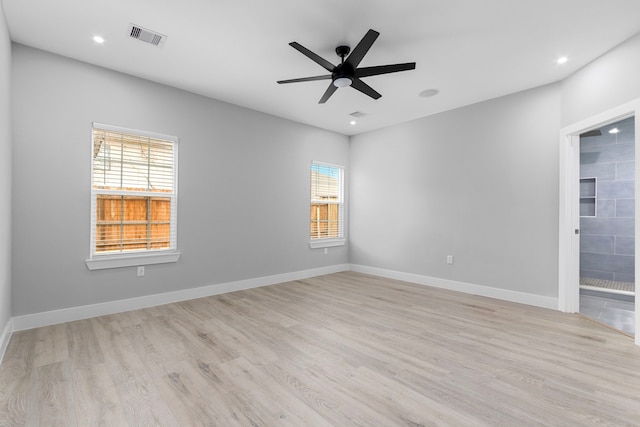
[558,98,640,346]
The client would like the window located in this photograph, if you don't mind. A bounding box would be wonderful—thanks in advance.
[310,161,345,248]
[86,123,180,270]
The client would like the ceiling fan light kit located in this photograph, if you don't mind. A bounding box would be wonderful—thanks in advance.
[333,77,352,87]
[277,29,416,104]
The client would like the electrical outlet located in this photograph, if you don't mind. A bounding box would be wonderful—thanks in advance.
[137,266,144,276]
[324,248,328,255]
[447,255,454,265]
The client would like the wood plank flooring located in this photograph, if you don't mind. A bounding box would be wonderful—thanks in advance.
[2,271,640,426]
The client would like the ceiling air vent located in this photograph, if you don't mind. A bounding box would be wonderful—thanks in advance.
[128,24,166,47]
[350,111,367,118]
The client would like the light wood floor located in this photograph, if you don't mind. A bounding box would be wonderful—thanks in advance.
[2,272,640,426]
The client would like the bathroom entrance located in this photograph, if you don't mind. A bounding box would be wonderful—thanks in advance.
[579,116,635,336]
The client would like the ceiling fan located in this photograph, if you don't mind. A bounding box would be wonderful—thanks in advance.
[277,29,416,104]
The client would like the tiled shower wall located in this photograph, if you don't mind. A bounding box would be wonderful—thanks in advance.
[580,117,635,283]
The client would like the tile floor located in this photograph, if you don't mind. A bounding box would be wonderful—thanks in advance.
[580,289,635,336]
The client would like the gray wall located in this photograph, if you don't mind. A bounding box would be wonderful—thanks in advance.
[8,27,640,319]
[562,32,640,126]
[580,117,635,282]
[350,84,561,297]
[11,44,349,316]
[0,6,12,331]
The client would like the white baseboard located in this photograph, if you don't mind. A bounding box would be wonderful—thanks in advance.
[0,318,13,365]
[11,264,349,332]
[5,262,558,339]
[350,264,559,310]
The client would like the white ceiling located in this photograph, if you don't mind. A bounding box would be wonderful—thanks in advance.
[3,0,640,136]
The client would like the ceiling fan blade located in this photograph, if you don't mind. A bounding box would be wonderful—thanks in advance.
[289,42,335,72]
[345,29,380,69]
[356,62,416,78]
[277,75,332,84]
[350,78,381,100]
[319,83,338,104]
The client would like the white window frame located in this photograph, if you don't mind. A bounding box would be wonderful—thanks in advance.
[309,161,346,248]
[86,123,180,270]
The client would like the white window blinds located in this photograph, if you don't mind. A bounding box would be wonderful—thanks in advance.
[90,124,178,257]
[310,162,344,241]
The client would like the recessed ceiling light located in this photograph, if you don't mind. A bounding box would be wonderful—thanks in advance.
[350,120,357,126]
[419,89,439,98]
[609,128,620,134]
[557,56,568,65]
[93,35,105,44]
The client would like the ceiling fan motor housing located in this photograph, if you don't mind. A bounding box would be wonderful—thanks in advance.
[333,62,354,85]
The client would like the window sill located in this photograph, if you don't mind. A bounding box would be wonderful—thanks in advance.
[85,252,181,270]
[309,238,346,249]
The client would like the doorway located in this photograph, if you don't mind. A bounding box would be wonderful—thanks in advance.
[558,99,640,346]
[578,117,635,336]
